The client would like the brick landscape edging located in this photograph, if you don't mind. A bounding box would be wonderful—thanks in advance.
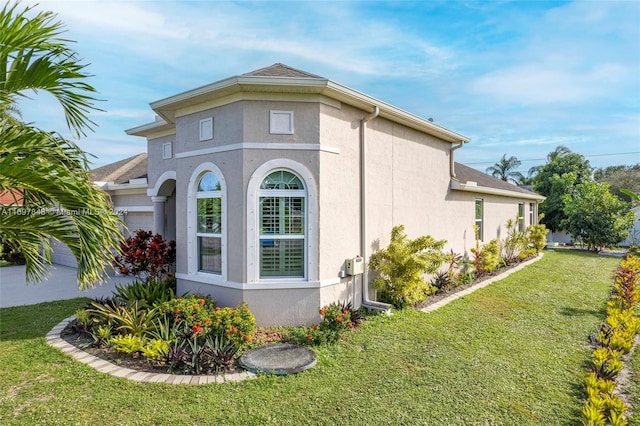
[46,317,256,385]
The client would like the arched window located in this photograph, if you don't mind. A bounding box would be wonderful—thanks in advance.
[258,170,306,278]
[196,172,222,274]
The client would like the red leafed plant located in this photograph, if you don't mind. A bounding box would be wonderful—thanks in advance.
[114,230,176,281]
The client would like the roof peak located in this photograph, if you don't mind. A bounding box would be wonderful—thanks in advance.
[242,63,324,79]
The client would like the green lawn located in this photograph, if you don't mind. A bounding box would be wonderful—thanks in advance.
[0,250,622,425]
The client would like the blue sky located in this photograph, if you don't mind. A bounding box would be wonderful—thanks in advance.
[18,0,640,174]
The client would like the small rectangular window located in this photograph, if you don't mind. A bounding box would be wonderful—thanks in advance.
[270,111,294,135]
[199,117,213,141]
[162,142,172,159]
[475,199,483,241]
[518,202,525,231]
[529,202,535,226]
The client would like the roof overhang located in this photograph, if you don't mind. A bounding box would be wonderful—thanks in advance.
[450,178,545,201]
[126,75,470,144]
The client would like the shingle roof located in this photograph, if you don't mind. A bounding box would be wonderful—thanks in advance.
[454,162,539,196]
[91,153,148,184]
[242,63,324,79]
[0,189,23,206]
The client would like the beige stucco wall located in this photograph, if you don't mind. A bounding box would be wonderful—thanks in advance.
[143,95,540,326]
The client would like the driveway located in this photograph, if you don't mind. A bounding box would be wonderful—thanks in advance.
[0,264,135,308]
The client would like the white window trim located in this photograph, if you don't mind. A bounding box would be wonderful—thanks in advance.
[186,163,227,283]
[475,198,484,241]
[199,117,213,141]
[269,111,294,135]
[162,142,172,159]
[518,202,525,231]
[247,159,318,284]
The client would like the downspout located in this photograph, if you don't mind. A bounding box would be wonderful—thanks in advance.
[360,106,391,312]
[449,141,465,178]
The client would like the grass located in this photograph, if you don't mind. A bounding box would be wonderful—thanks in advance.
[0,250,621,425]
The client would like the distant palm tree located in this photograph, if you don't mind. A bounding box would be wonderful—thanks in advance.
[486,154,525,185]
[0,3,123,288]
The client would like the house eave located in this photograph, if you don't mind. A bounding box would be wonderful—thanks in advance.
[131,74,470,144]
[125,120,175,138]
[450,179,545,201]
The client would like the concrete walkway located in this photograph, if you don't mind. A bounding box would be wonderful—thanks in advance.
[0,264,135,308]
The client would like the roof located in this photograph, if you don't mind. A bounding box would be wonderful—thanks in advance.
[242,63,323,78]
[91,153,148,184]
[127,63,469,144]
[452,162,545,201]
[0,189,23,206]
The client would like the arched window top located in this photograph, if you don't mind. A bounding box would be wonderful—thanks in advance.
[260,170,304,190]
[197,172,221,192]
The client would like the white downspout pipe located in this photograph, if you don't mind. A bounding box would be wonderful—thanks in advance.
[360,106,391,312]
[450,141,465,178]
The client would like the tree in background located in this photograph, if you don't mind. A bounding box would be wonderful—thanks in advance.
[486,154,525,185]
[533,146,592,232]
[594,164,640,203]
[0,3,123,288]
[562,181,634,250]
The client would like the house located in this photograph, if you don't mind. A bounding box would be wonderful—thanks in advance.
[619,206,640,247]
[49,153,154,267]
[126,63,544,326]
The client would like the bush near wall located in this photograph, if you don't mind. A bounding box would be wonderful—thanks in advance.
[581,254,640,426]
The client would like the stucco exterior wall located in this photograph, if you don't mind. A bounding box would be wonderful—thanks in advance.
[141,93,541,326]
[147,134,175,188]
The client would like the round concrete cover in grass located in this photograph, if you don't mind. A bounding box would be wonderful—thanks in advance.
[239,343,317,375]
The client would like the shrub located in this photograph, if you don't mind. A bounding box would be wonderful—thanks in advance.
[0,238,25,265]
[113,230,176,281]
[110,334,145,354]
[285,301,361,346]
[161,297,255,348]
[114,277,175,307]
[140,339,170,361]
[502,217,527,263]
[90,325,112,347]
[87,300,159,337]
[430,271,451,294]
[165,329,238,375]
[526,221,548,253]
[161,294,217,332]
[369,225,447,308]
[471,239,501,275]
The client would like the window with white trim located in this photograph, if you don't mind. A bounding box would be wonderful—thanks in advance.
[475,199,484,241]
[529,202,535,226]
[258,170,305,278]
[196,172,222,274]
[518,202,525,231]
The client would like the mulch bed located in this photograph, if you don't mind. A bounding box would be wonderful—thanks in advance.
[412,259,530,310]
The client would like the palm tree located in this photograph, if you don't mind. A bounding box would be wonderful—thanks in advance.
[0,3,123,288]
[486,154,525,185]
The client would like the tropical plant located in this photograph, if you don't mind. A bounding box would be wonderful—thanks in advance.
[113,230,176,281]
[0,2,124,288]
[114,277,175,307]
[369,225,447,308]
[502,217,527,264]
[486,154,525,184]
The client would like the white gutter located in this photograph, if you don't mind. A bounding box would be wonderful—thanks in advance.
[360,106,392,312]
[450,179,546,201]
[449,141,465,178]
